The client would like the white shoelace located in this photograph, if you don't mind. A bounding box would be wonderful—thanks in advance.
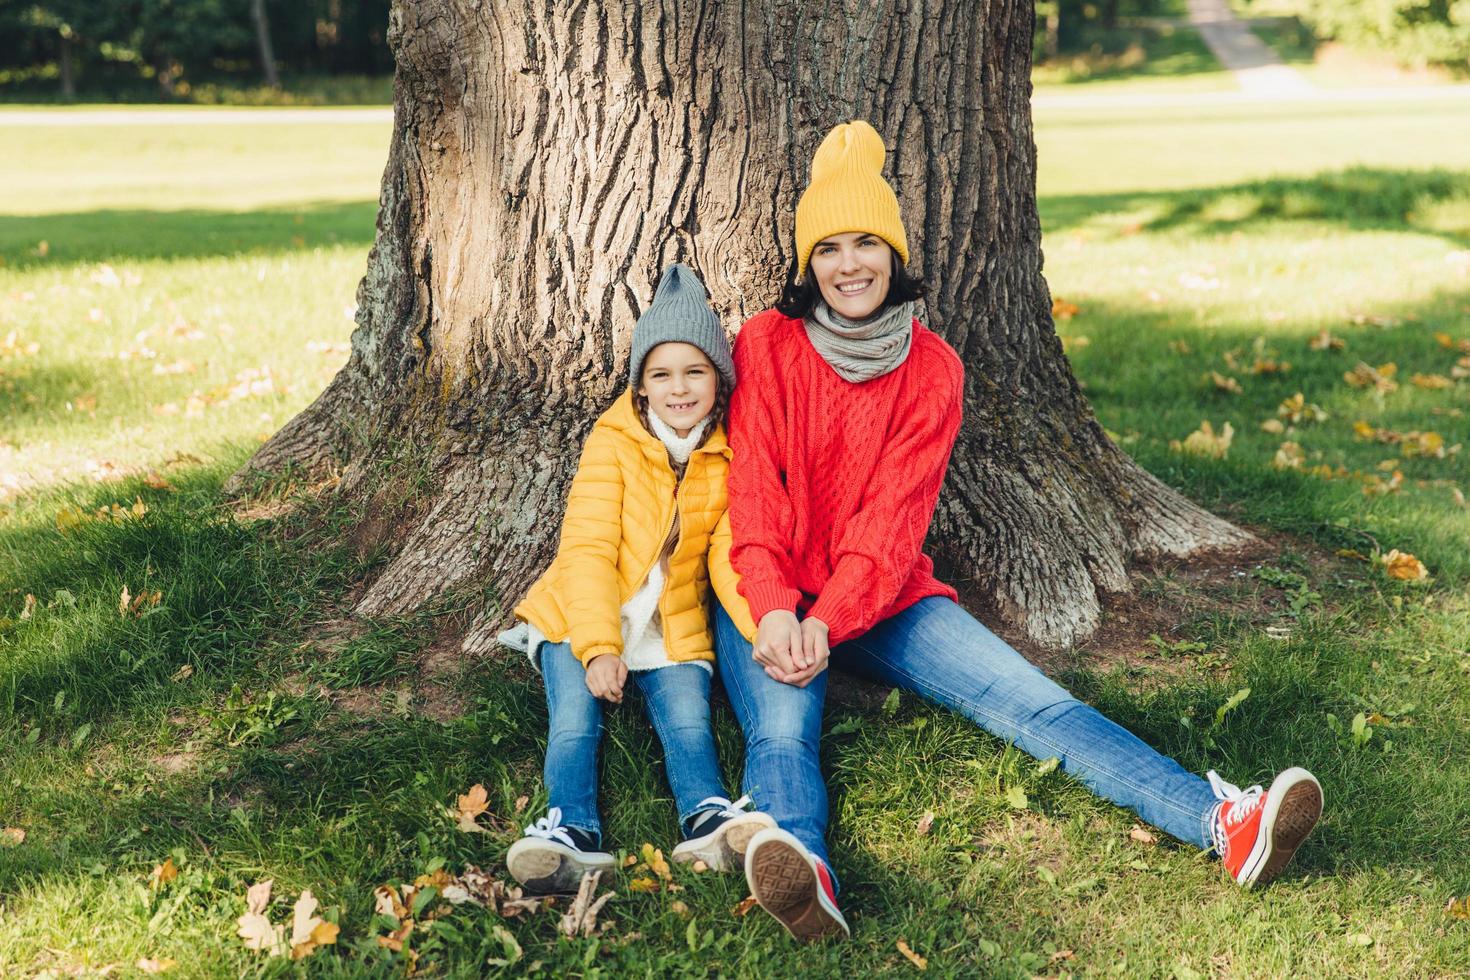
[523,806,577,849]
[1207,770,1264,854]
[688,794,755,833]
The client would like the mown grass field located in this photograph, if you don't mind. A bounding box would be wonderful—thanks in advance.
[3,91,1470,977]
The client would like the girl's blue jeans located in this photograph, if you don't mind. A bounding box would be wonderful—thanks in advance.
[538,640,727,842]
[714,596,1220,890]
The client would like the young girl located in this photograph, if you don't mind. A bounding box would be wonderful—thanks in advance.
[500,263,774,894]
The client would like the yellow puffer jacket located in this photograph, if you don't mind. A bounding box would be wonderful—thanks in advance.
[515,390,731,667]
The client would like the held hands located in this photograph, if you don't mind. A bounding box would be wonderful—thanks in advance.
[754,611,830,688]
[585,653,628,703]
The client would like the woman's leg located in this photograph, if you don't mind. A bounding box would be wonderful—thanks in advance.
[630,663,729,831]
[836,597,1219,849]
[538,640,606,840]
[713,603,835,874]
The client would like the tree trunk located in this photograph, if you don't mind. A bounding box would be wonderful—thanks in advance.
[251,0,281,89]
[230,0,1252,654]
[58,33,76,100]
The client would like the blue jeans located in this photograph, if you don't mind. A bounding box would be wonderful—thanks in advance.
[539,640,728,842]
[714,597,1221,888]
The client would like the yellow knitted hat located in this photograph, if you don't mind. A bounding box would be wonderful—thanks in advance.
[794,120,909,279]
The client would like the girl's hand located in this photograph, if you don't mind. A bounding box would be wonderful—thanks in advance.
[784,617,830,688]
[754,610,801,681]
[585,654,627,703]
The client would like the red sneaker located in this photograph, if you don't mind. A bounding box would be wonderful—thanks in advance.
[1208,768,1323,888]
[744,827,850,941]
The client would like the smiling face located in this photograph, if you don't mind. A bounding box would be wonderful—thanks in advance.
[808,231,894,320]
[637,342,718,438]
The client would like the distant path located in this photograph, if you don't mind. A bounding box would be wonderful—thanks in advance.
[1032,83,1470,109]
[0,107,393,126]
[1187,0,1314,94]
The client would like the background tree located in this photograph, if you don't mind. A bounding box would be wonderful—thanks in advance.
[230,0,1252,654]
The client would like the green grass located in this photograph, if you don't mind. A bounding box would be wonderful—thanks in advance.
[0,72,394,107]
[1031,23,1234,93]
[4,95,1470,975]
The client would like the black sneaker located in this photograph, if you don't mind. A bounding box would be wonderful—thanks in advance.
[506,808,617,894]
[671,795,776,871]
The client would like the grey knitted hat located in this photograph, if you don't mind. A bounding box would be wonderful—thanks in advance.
[629,263,736,390]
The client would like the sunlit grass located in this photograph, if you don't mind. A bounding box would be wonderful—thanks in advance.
[1,94,1470,975]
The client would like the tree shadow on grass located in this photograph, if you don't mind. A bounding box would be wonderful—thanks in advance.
[1040,167,1470,248]
[0,199,378,269]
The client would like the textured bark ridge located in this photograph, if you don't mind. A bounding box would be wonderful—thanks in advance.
[230,0,1253,654]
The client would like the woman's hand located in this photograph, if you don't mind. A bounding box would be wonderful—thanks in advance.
[782,616,830,688]
[584,654,627,703]
[754,610,801,681]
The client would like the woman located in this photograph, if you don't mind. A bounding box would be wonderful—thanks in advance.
[708,121,1324,942]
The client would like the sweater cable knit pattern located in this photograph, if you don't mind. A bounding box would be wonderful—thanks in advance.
[722,309,965,647]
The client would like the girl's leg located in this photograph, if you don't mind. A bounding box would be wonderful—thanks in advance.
[713,603,835,874]
[630,663,728,831]
[836,597,1219,849]
[538,640,606,840]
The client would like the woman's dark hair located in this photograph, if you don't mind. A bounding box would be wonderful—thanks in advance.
[775,248,926,320]
[632,366,731,452]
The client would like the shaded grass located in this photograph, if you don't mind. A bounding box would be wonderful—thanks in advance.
[1032,22,1231,92]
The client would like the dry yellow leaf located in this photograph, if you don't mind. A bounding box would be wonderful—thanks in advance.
[1343,362,1398,393]
[1170,420,1234,459]
[1447,896,1470,919]
[691,860,709,873]
[732,895,760,917]
[1208,371,1243,394]
[1273,442,1305,470]
[1379,550,1429,581]
[628,876,659,893]
[149,857,178,891]
[1051,298,1080,320]
[289,888,339,960]
[19,594,35,620]
[1260,418,1285,434]
[374,884,407,922]
[513,794,529,813]
[135,958,176,974]
[1129,825,1157,845]
[143,471,173,491]
[1412,373,1453,390]
[237,910,282,954]
[640,843,672,881]
[897,939,928,970]
[1308,329,1345,351]
[1,827,24,847]
[455,784,490,833]
[916,810,936,836]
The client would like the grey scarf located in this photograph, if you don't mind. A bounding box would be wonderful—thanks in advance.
[804,299,916,383]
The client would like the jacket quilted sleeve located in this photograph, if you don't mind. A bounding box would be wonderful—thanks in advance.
[559,425,627,664]
[709,510,758,641]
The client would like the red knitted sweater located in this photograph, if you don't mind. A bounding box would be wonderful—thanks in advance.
[726,308,965,646]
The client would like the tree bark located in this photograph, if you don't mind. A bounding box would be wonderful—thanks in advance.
[230,0,1252,655]
[251,0,281,89]
[58,33,76,100]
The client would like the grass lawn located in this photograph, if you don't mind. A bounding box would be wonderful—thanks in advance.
[1031,23,1235,94]
[3,95,1470,976]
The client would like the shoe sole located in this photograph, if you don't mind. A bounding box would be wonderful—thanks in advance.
[671,812,777,871]
[1238,768,1323,888]
[747,835,848,941]
[506,838,616,894]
